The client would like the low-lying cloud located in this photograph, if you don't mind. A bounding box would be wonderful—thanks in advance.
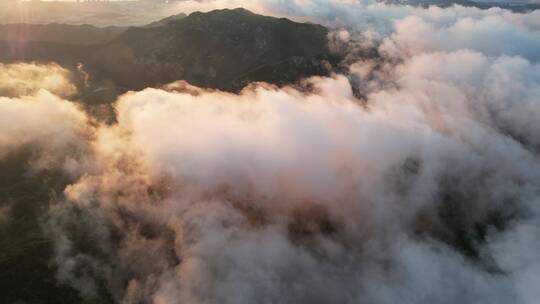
[0,63,77,98]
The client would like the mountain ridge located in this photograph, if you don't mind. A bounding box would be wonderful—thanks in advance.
[0,8,340,100]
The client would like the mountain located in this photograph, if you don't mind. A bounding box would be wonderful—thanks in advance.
[0,8,339,99]
[92,8,336,91]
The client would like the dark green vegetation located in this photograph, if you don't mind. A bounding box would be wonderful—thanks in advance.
[0,150,82,304]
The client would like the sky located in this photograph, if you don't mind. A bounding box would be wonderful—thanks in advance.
[0,0,178,26]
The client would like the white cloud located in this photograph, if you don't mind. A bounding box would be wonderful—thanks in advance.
[0,63,77,98]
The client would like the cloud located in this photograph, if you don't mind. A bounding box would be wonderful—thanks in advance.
[0,63,91,170]
[0,63,77,98]
[380,13,540,61]
[46,64,540,303]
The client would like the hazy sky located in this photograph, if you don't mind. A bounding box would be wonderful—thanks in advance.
[0,0,182,26]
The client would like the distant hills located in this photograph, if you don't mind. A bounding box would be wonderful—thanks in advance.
[0,23,126,45]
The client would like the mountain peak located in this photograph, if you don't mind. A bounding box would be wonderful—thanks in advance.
[145,12,188,28]
[189,7,256,18]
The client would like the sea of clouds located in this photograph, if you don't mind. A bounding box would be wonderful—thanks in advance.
[1,1,540,303]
